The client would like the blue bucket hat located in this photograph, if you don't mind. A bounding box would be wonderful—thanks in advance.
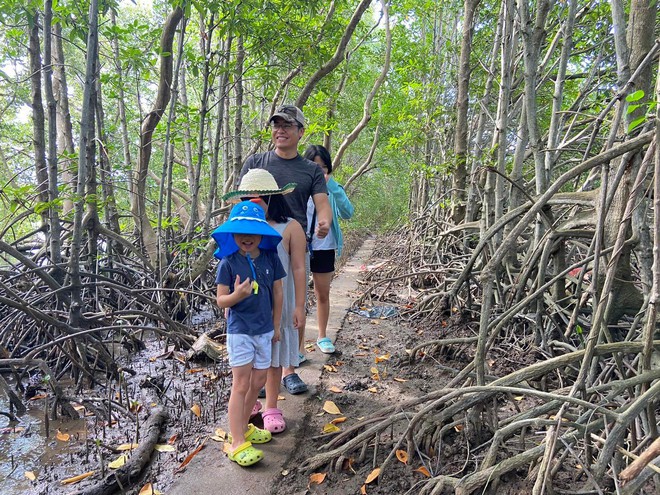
[211,201,282,259]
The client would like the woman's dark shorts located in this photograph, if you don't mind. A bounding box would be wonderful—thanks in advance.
[310,249,335,273]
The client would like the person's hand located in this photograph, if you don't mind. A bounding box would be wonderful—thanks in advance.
[272,327,281,343]
[234,274,253,299]
[316,218,330,239]
[293,307,305,329]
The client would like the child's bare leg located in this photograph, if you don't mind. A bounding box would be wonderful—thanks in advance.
[229,363,252,450]
[265,366,283,410]
[313,272,333,340]
[243,367,268,426]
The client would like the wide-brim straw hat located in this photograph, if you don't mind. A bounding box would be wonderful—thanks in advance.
[223,168,296,203]
[211,200,282,259]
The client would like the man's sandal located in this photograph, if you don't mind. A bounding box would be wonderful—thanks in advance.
[227,423,272,444]
[316,337,335,354]
[262,408,286,433]
[282,372,308,394]
[227,441,263,467]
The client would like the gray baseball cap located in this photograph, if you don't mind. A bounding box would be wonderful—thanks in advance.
[269,104,306,128]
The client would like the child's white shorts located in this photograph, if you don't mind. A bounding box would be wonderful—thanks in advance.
[227,331,273,369]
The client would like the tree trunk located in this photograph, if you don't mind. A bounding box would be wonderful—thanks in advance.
[130,6,183,271]
[450,0,481,224]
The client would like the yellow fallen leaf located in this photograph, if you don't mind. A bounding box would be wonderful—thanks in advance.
[322,400,342,415]
[365,468,380,484]
[56,430,70,442]
[214,428,227,440]
[154,444,176,452]
[323,423,340,434]
[514,396,524,401]
[116,443,139,451]
[191,404,201,417]
[210,435,224,442]
[415,466,431,477]
[323,364,337,372]
[109,454,127,469]
[278,395,286,400]
[393,377,408,382]
[330,417,347,425]
[360,485,367,494]
[222,442,231,454]
[368,387,378,393]
[328,386,343,393]
[354,353,368,357]
[375,353,390,363]
[370,320,380,325]
[60,471,95,485]
[24,471,36,481]
[309,472,326,485]
[139,482,163,495]
[358,344,370,350]
[396,450,408,464]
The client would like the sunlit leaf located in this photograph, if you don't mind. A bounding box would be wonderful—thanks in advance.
[323,423,340,434]
[330,417,347,425]
[365,468,380,484]
[368,387,378,393]
[24,471,36,481]
[323,364,337,372]
[626,89,645,102]
[322,401,341,415]
[139,482,163,495]
[191,404,201,417]
[396,450,408,464]
[393,377,408,382]
[210,435,224,442]
[309,472,326,485]
[328,386,343,393]
[109,454,127,469]
[116,443,139,451]
[360,485,367,494]
[415,466,431,477]
[28,394,47,401]
[154,444,176,452]
[514,396,524,401]
[60,471,95,485]
[56,430,70,442]
[214,428,227,440]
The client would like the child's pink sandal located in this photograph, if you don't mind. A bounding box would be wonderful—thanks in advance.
[250,400,262,418]
[262,408,286,433]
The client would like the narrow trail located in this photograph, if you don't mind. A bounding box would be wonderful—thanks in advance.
[169,239,375,495]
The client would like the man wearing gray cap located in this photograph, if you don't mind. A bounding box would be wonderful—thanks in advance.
[239,104,331,395]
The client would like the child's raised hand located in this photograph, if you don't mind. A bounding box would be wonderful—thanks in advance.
[234,274,253,299]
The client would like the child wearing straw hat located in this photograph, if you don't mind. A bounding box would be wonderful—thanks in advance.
[224,169,307,432]
[211,200,286,466]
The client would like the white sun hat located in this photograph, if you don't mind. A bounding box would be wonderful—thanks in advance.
[223,168,296,203]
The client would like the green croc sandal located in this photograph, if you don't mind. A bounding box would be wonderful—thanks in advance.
[228,441,263,467]
[245,423,272,444]
[316,337,335,354]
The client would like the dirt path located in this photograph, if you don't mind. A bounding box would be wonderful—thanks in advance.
[168,239,376,494]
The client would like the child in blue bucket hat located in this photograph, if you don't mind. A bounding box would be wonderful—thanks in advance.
[211,200,286,467]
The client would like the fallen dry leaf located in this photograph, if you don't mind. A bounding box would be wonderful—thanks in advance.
[168,433,179,444]
[370,367,380,380]
[28,394,47,401]
[354,353,368,357]
[323,364,337,372]
[109,454,127,469]
[368,387,378,393]
[187,368,204,374]
[328,386,343,393]
[154,444,176,452]
[191,404,201,417]
[24,471,36,481]
[210,435,224,442]
[116,443,139,451]
[174,441,205,473]
[370,320,380,325]
[393,377,408,383]
[415,466,431,477]
[322,400,342,415]
[323,423,340,434]
[309,472,327,485]
[454,424,464,432]
[365,468,380,484]
[56,430,70,442]
[396,450,408,464]
[360,485,367,494]
[138,482,163,495]
[375,353,390,363]
[330,417,347,425]
[60,471,95,485]
[277,395,286,400]
[214,428,227,440]
[514,396,524,401]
